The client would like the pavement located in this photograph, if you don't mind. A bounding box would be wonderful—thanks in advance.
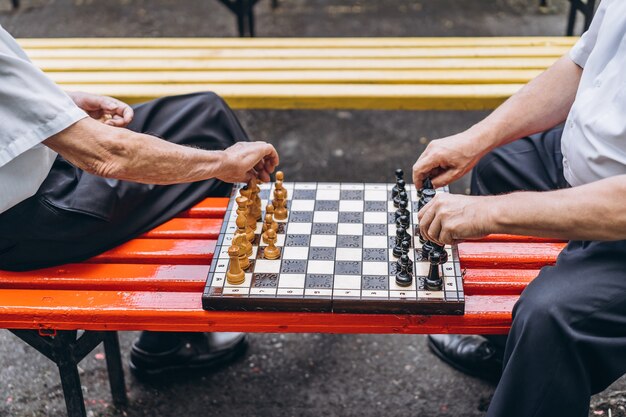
[1,0,625,416]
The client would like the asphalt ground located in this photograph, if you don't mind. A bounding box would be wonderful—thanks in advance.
[1,1,625,416]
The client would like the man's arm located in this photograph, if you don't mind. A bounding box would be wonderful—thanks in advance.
[413,55,583,188]
[417,175,626,244]
[44,117,279,184]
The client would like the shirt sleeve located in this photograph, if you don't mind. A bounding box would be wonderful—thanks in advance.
[569,0,611,68]
[0,27,87,168]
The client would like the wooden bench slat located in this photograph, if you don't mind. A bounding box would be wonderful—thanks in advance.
[0,262,537,295]
[141,218,222,239]
[18,36,577,49]
[0,289,514,334]
[34,57,559,71]
[50,83,525,110]
[463,269,540,296]
[458,242,565,269]
[0,264,208,292]
[177,197,229,218]
[45,69,544,85]
[25,46,570,60]
[85,239,215,265]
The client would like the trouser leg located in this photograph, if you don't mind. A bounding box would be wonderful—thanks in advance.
[487,239,626,417]
[0,92,247,271]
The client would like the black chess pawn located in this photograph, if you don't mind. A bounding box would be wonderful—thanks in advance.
[395,168,404,180]
[395,254,413,287]
[391,178,406,200]
[395,214,410,230]
[395,199,410,221]
[393,226,409,257]
[418,177,434,198]
[398,240,413,268]
[425,249,446,291]
[393,189,408,208]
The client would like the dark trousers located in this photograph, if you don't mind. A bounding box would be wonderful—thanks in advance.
[0,92,248,351]
[471,127,626,417]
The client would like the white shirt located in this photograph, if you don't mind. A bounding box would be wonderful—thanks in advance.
[0,26,86,214]
[562,0,626,187]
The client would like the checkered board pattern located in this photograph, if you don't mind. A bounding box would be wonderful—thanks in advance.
[202,182,464,315]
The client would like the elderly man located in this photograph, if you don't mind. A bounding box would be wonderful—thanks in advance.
[413,2,626,416]
[0,26,279,379]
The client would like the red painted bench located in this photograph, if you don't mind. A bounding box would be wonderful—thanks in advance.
[0,196,565,417]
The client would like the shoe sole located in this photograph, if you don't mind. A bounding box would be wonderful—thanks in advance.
[427,337,500,384]
[129,335,249,381]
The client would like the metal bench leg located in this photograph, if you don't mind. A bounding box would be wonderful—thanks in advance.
[11,0,19,9]
[103,332,128,407]
[10,329,127,417]
[55,332,88,417]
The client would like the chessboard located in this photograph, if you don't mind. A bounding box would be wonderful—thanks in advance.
[202,173,464,315]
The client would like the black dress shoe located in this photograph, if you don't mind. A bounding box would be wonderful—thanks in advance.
[130,332,248,380]
[427,335,503,384]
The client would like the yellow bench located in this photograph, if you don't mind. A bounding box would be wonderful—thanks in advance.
[19,37,576,111]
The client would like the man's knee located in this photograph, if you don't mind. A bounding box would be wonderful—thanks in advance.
[511,271,572,336]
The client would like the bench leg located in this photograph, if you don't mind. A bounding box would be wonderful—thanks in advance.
[103,332,128,407]
[9,329,127,417]
[55,332,88,417]
[11,0,19,9]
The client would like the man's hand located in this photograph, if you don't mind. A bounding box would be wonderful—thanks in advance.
[216,141,280,183]
[412,130,491,190]
[418,193,494,245]
[67,91,134,127]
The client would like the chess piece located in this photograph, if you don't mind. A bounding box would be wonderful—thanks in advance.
[399,240,413,267]
[273,188,288,220]
[234,233,250,270]
[248,178,262,221]
[226,245,245,285]
[425,249,447,291]
[393,188,408,208]
[418,188,436,212]
[418,177,434,198]
[393,226,410,258]
[235,216,253,256]
[395,254,413,287]
[396,214,410,230]
[395,168,404,181]
[275,171,288,200]
[392,178,406,200]
[240,186,257,230]
[264,204,279,233]
[235,195,255,242]
[263,229,281,260]
[395,199,410,221]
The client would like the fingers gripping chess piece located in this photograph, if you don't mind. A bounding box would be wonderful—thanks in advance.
[263,229,281,260]
[234,233,250,270]
[226,245,245,285]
